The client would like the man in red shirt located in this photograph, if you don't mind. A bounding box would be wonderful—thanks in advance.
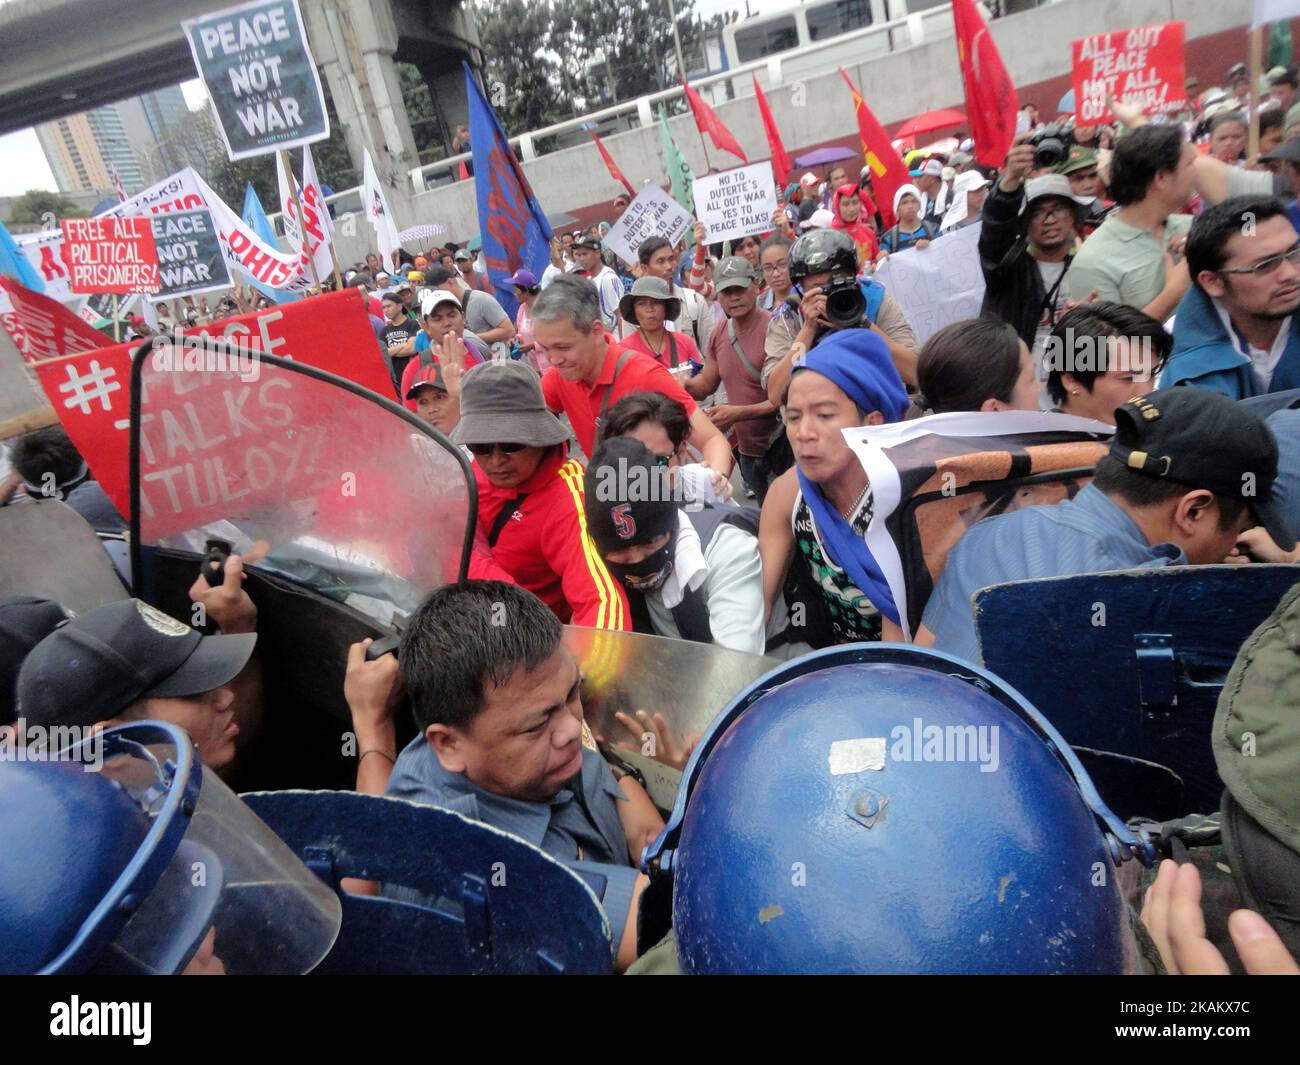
[533,276,733,474]
[686,257,781,503]
[452,359,629,631]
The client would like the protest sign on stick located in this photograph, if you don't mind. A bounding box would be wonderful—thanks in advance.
[60,217,160,296]
[1072,22,1186,124]
[603,185,693,267]
[151,209,232,299]
[693,163,777,245]
[184,0,329,160]
[872,223,986,346]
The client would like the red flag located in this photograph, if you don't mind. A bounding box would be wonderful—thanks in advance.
[752,74,792,190]
[953,0,1018,169]
[589,131,636,197]
[681,78,747,164]
[838,68,909,229]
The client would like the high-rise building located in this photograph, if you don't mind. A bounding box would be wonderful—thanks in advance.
[34,87,215,198]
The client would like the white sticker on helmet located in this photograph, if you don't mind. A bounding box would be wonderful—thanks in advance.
[828,737,886,775]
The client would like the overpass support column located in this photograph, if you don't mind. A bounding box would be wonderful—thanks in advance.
[304,0,419,224]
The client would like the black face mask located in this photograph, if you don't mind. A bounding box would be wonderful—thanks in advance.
[607,531,676,592]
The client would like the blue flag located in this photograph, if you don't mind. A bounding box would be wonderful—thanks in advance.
[241,184,301,304]
[0,219,44,293]
[464,61,552,318]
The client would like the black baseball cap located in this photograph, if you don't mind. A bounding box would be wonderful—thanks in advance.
[16,599,256,729]
[573,234,603,252]
[0,596,72,726]
[583,437,681,554]
[1110,389,1296,551]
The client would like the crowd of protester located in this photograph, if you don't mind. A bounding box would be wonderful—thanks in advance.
[6,56,1300,977]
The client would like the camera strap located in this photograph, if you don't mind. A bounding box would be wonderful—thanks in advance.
[1038,255,1073,327]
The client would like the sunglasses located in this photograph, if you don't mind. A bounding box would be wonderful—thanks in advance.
[466,442,529,457]
[1218,243,1300,277]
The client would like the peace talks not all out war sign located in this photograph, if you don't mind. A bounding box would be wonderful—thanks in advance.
[603,185,694,268]
[693,163,777,246]
[152,210,232,299]
[184,0,329,160]
[1071,22,1186,124]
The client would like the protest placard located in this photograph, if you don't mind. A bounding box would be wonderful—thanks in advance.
[0,276,110,364]
[59,217,160,295]
[15,231,74,302]
[184,0,329,160]
[103,167,312,291]
[603,185,694,267]
[693,163,778,245]
[1072,22,1186,124]
[872,223,986,346]
[151,209,232,299]
[30,290,394,533]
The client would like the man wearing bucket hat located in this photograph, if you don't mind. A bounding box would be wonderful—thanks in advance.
[453,360,629,631]
[917,388,1293,664]
[616,276,702,373]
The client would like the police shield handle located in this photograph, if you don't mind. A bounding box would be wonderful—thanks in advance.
[280,149,321,293]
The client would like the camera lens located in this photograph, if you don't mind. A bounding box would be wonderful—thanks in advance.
[824,280,867,329]
[1033,137,1066,171]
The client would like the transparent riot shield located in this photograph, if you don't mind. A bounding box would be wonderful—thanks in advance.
[563,626,783,810]
[128,339,475,626]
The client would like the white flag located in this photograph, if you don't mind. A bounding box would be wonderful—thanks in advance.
[362,148,401,266]
[278,150,333,286]
[1253,0,1300,28]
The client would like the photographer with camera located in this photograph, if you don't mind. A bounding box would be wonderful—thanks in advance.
[979,139,1095,356]
[761,229,919,409]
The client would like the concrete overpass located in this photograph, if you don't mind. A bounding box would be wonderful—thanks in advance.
[314,0,1264,263]
[0,0,482,189]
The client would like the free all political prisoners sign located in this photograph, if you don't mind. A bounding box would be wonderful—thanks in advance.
[152,210,232,298]
[603,185,694,267]
[59,217,160,295]
[1071,22,1186,124]
[184,0,329,160]
[694,163,777,245]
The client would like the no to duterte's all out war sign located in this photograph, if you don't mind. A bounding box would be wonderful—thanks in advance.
[184,0,329,160]
[59,217,161,295]
[1071,22,1186,124]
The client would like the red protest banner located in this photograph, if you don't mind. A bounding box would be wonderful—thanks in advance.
[31,289,394,532]
[60,216,161,295]
[0,276,112,364]
[1072,22,1186,124]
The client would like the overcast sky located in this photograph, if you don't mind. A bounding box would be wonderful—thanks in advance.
[0,0,788,198]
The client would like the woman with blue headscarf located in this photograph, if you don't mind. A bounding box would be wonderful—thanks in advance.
[758,329,909,647]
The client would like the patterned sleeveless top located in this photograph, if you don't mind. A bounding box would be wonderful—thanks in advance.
[792,489,882,643]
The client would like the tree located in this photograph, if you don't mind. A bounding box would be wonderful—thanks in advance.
[476,0,574,134]
[7,190,86,227]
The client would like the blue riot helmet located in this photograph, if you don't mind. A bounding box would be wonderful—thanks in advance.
[0,721,341,974]
[644,645,1157,975]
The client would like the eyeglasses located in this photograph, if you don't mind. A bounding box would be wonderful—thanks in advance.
[466,442,529,457]
[1028,202,1072,223]
[1218,243,1300,277]
[762,261,790,274]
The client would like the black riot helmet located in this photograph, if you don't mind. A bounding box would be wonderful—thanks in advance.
[788,228,859,285]
[788,229,866,329]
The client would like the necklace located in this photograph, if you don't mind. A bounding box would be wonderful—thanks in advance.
[840,482,870,521]
[639,328,665,355]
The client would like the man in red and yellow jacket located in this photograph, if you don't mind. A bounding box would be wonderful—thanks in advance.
[453,359,628,630]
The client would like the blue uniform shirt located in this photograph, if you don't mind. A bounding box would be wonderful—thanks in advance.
[386,734,638,950]
[922,483,1186,664]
